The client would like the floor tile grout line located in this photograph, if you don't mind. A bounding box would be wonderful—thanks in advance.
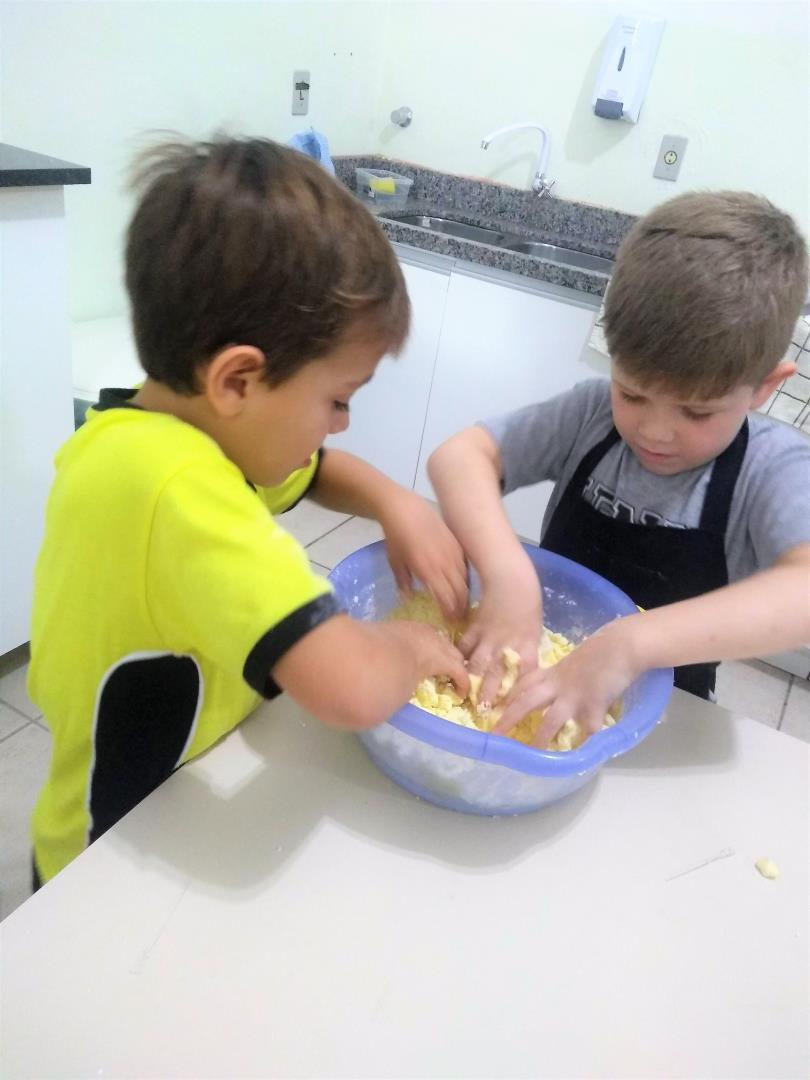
[0,719,32,745]
[304,514,356,550]
[777,675,794,730]
[0,698,40,725]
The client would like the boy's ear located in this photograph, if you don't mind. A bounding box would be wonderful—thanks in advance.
[201,345,267,417]
[751,360,797,409]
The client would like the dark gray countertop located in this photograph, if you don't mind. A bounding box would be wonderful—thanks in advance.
[0,143,91,187]
[335,155,634,296]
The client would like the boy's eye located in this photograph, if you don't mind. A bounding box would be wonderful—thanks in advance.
[683,408,713,421]
[620,391,644,403]
[333,400,350,413]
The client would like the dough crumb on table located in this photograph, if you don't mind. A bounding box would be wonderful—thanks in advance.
[755,857,780,880]
[389,592,619,752]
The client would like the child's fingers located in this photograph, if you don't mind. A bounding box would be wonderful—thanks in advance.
[466,638,498,681]
[427,578,452,619]
[583,709,608,736]
[533,697,606,749]
[446,564,470,620]
[517,640,540,676]
[431,572,467,622]
[391,558,414,598]
[494,670,555,736]
[458,624,482,659]
[478,661,505,710]
[440,643,470,698]
[531,699,574,748]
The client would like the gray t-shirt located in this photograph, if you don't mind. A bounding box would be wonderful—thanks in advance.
[483,378,810,583]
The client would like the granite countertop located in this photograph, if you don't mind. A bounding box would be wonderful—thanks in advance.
[335,155,634,296]
[0,143,90,187]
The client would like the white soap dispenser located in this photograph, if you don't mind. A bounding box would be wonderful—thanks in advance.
[593,16,665,123]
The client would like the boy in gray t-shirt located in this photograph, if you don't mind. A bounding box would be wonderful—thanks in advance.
[430,191,810,746]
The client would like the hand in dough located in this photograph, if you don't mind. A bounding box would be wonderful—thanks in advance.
[399,593,618,752]
[379,491,469,620]
[458,573,542,708]
[494,621,633,749]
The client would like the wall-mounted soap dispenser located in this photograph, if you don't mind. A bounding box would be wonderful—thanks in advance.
[593,16,665,123]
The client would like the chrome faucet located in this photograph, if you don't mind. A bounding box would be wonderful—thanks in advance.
[480,122,556,198]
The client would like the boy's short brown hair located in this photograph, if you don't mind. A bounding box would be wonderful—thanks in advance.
[125,136,409,393]
[602,191,808,398]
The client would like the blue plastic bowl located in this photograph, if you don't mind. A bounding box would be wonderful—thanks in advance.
[329,541,673,815]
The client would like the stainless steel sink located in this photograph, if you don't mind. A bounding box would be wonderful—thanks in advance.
[392,214,506,245]
[384,212,613,275]
[500,240,614,274]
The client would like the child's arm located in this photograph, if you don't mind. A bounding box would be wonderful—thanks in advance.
[272,613,469,731]
[428,427,542,705]
[496,543,810,747]
[310,448,468,619]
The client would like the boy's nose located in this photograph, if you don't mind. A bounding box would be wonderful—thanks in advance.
[329,413,350,436]
[637,412,674,445]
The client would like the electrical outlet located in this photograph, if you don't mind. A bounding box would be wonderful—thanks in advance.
[292,70,310,116]
[653,135,688,181]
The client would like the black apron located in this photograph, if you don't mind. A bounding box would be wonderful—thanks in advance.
[541,420,749,699]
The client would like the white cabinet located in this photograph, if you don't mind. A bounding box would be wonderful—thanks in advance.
[414,270,605,542]
[0,187,74,653]
[326,259,450,488]
[329,250,607,545]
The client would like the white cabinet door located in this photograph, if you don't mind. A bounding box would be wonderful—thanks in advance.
[415,271,606,543]
[326,260,450,489]
[0,188,74,653]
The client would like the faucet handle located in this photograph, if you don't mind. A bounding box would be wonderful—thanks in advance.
[533,175,556,198]
[390,107,413,128]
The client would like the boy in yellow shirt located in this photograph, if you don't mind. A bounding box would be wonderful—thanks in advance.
[29,137,468,884]
[429,191,810,746]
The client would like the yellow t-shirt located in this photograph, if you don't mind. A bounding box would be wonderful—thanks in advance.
[29,389,338,882]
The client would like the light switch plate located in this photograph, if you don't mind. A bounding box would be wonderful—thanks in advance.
[654,135,688,181]
[292,69,310,116]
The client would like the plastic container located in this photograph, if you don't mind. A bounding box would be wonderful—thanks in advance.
[355,167,413,211]
[329,541,673,816]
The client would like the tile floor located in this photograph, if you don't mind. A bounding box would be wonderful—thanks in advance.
[2,503,808,921]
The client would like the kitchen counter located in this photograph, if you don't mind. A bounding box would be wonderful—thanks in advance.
[335,155,634,297]
[379,202,612,296]
[0,142,90,187]
[2,689,807,1078]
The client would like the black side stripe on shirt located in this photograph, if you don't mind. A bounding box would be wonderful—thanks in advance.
[87,652,203,845]
[243,592,342,698]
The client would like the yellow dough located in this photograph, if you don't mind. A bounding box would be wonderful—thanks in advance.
[755,857,780,880]
[389,592,618,752]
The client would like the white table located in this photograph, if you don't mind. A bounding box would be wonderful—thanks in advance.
[2,690,808,1079]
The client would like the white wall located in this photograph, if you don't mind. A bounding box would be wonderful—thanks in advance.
[0,0,387,319]
[0,0,807,322]
[377,1,809,225]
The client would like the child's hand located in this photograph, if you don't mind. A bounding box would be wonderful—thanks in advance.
[493,620,641,748]
[460,569,542,708]
[379,492,469,621]
[381,619,470,698]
